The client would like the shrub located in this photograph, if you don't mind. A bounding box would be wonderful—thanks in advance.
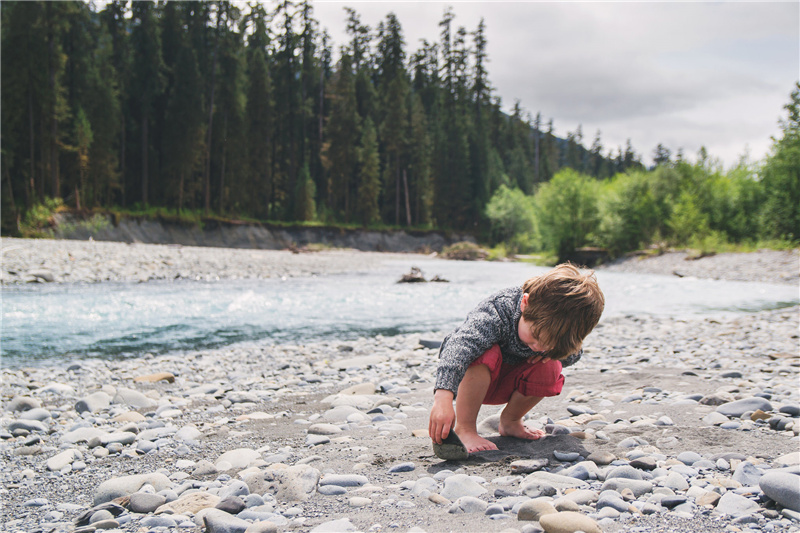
[533,169,600,259]
[484,185,538,252]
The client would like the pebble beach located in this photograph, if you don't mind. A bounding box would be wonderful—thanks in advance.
[1,238,799,533]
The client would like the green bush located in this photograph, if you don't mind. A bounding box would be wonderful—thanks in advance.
[596,171,660,255]
[484,184,538,252]
[533,169,599,259]
[20,197,64,238]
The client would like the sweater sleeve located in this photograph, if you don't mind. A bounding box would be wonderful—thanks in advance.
[434,300,502,397]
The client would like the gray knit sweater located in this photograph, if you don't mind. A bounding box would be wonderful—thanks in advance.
[434,286,582,396]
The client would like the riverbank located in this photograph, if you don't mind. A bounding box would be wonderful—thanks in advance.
[2,306,798,533]
[1,238,799,533]
[2,237,798,285]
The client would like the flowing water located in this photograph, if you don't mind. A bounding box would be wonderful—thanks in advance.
[2,257,796,368]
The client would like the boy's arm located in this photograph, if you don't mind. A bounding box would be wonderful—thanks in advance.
[429,389,455,444]
[434,305,502,397]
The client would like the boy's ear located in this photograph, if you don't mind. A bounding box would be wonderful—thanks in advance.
[521,292,529,311]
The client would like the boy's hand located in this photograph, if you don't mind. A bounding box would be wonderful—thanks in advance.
[429,389,456,444]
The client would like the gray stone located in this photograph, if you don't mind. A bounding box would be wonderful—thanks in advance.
[268,465,321,501]
[310,517,358,532]
[439,474,487,500]
[597,493,631,513]
[7,396,41,412]
[539,511,603,533]
[203,508,251,533]
[606,465,643,480]
[716,397,772,418]
[19,408,52,421]
[93,473,172,505]
[760,471,800,512]
[388,462,415,473]
[99,432,137,446]
[75,391,112,414]
[432,431,469,461]
[216,448,261,470]
[449,496,488,514]
[319,474,368,487]
[676,451,703,465]
[129,492,167,513]
[518,499,558,521]
[732,461,765,486]
[46,449,81,471]
[307,423,342,435]
[215,496,247,515]
[112,388,157,409]
[244,521,279,533]
[601,478,654,497]
[8,419,47,433]
[141,515,177,528]
[715,491,760,517]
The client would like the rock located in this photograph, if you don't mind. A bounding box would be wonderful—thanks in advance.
[310,517,358,532]
[759,471,800,512]
[518,499,558,521]
[93,473,171,505]
[319,473,368,487]
[697,491,721,507]
[330,355,388,370]
[775,452,800,467]
[133,372,175,383]
[215,496,247,514]
[203,508,251,533]
[8,419,47,433]
[664,471,690,491]
[597,493,631,513]
[601,478,654,497]
[75,391,112,414]
[129,492,167,514]
[19,407,51,421]
[216,448,261,470]
[676,451,703,465]
[7,396,41,412]
[587,451,616,465]
[449,496,488,514]
[348,496,371,508]
[46,449,81,471]
[553,451,581,462]
[268,465,320,501]
[715,491,760,517]
[307,423,342,435]
[522,472,589,491]
[731,461,764,486]
[157,492,220,514]
[606,465,643,480]
[439,474,487,500]
[244,522,279,533]
[339,383,376,395]
[432,431,469,461]
[629,457,657,470]
[388,462,415,473]
[112,388,157,409]
[716,397,772,418]
[538,511,602,533]
[511,459,549,474]
[141,515,177,528]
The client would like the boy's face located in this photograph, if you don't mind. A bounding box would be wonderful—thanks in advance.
[519,293,553,353]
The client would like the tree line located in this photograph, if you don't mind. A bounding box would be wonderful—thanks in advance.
[486,84,800,259]
[2,0,646,236]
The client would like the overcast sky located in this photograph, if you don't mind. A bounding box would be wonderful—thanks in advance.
[311,1,799,168]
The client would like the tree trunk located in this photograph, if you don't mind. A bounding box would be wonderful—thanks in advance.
[27,87,35,207]
[120,112,126,207]
[395,155,400,226]
[403,168,412,226]
[141,113,148,206]
[218,111,227,214]
[47,6,59,200]
[204,10,222,216]
[178,170,184,214]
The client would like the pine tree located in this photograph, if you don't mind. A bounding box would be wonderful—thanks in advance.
[357,117,381,225]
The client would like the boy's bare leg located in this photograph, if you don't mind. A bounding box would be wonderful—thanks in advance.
[453,364,498,453]
[498,391,545,440]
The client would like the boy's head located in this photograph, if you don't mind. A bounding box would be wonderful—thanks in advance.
[520,263,604,360]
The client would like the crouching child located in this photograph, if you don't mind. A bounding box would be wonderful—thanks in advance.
[429,263,604,453]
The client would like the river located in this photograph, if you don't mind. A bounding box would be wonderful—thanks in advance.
[2,257,796,368]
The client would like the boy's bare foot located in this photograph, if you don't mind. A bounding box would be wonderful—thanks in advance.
[454,429,498,453]
[498,418,545,440]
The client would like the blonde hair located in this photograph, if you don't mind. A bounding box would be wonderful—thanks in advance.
[521,263,604,360]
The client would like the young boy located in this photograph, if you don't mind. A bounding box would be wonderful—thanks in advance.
[429,263,604,453]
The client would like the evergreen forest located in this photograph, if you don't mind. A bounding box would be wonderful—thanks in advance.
[2,1,798,258]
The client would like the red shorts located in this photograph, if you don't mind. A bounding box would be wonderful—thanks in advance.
[470,345,565,405]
